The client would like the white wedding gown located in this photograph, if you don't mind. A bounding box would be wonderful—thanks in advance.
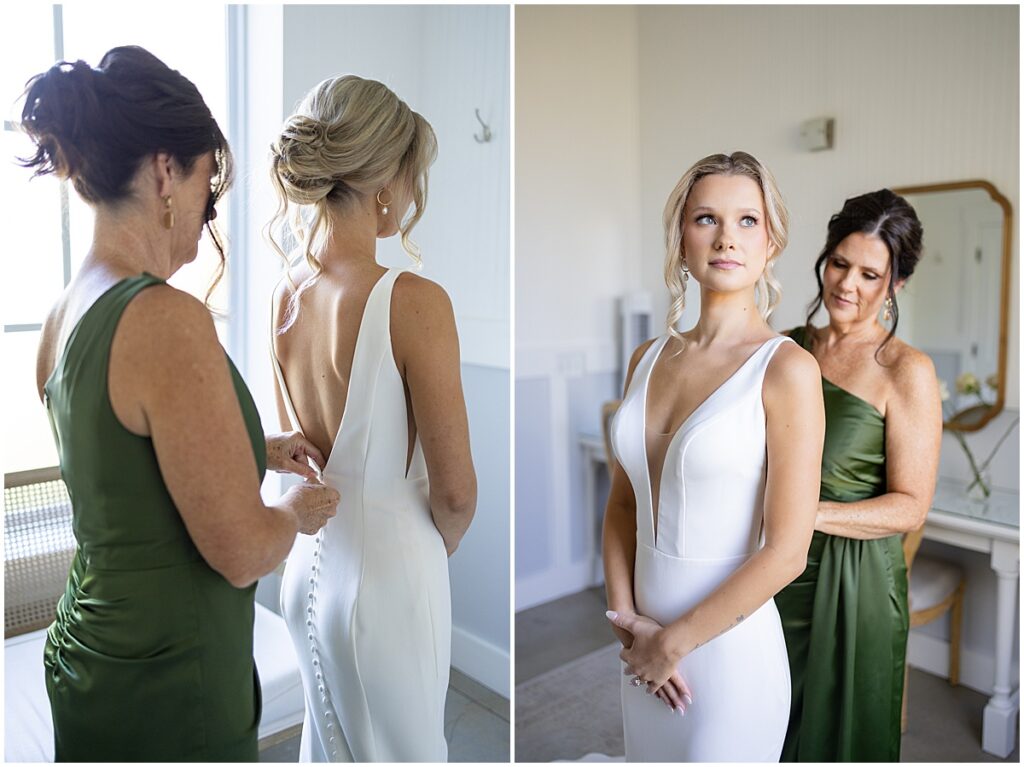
[275,268,451,762]
[609,334,793,762]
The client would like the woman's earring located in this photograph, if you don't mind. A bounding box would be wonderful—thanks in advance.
[681,259,690,290]
[376,189,392,216]
[883,296,894,322]
[162,196,175,230]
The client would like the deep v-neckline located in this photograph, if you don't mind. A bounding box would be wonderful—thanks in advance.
[641,335,780,544]
[272,269,392,475]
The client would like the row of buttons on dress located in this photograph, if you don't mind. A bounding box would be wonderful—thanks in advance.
[307,533,339,760]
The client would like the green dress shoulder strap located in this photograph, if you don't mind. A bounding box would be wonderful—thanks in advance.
[785,325,886,502]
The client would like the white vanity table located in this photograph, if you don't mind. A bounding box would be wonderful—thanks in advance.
[578,434,1020,757]
[924,477,1019,758]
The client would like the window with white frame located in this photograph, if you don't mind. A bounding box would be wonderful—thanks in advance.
[2,5,229,475]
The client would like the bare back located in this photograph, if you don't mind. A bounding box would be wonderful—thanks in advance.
[272,262,416,467]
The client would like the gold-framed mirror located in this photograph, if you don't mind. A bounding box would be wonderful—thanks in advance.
[892,180,1012,433]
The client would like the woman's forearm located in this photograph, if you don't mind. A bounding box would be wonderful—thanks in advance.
[220,503,299,588]
[429,481,477,554]
[662,544,805,658]
[815,493,927,539]
[602,501,637,614]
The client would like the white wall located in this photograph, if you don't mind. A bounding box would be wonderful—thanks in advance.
[635,5,1019,407]
[240,5,510,696]
[516,5,643,354]
[515,5,1019,694]
[515,5,643,609]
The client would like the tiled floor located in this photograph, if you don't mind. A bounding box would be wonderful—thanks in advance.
[516,586,1020,763]
[259,668,509,762]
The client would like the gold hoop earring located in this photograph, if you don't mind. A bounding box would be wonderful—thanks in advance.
[162,196,174,230]
[376,189,392,216]
[883,296,894,322]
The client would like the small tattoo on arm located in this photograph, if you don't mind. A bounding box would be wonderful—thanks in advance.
[694,614,747,652]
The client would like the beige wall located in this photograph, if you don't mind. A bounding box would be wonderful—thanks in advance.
[515,5,643,359]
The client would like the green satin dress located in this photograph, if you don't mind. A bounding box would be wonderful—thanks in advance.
[42,274,266,761]
[774,326,909,762]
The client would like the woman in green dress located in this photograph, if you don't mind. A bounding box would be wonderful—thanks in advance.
[775,189,943,761]
[22,46,340,761]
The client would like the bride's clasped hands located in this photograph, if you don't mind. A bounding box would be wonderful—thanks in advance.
[606,610,694,716]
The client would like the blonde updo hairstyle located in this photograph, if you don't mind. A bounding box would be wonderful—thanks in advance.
[268,75,437,332]
[662,151,788,342]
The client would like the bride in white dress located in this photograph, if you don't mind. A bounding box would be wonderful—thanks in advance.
[267,76,477,762]
[603,152,825,761]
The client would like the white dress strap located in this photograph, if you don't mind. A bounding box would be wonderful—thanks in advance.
[627,335,670,549]
[269,286,303,435]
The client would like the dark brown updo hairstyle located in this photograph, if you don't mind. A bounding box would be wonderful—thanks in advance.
[806,189,923,361]
[18,45,233,302]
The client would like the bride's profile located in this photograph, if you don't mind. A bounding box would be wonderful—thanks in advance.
[267,75,477,762]
[603,151,825,761]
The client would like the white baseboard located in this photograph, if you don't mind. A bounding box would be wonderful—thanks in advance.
[451,625,510,698]
[515,559,602,612]
[907,629,1019,697]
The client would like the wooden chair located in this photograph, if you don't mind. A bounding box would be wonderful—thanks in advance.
[901,524,966,732]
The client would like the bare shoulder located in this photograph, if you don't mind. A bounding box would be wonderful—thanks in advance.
[628,338,658,369]
[391,272,458,372]
[117,284,220,362]
[393,270,453,315]
[35,302,68,398]
[764,339,822,399]
[887,340,938,401]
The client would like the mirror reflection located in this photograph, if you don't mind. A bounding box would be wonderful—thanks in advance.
[895,182,1011,431]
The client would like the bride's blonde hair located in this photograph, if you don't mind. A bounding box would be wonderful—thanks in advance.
[267,75,437,332]
[662,151,789,343]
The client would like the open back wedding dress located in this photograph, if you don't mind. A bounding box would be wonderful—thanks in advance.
[275,268,451,762]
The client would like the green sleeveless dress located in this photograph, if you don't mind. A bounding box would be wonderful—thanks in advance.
[774,326,909,762]
[42,274,266,761]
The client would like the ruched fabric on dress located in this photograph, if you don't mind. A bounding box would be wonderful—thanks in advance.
[774,325,908,762]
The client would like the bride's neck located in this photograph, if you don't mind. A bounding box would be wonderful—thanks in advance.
[688,286,767,346]
[317,208,378,269]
